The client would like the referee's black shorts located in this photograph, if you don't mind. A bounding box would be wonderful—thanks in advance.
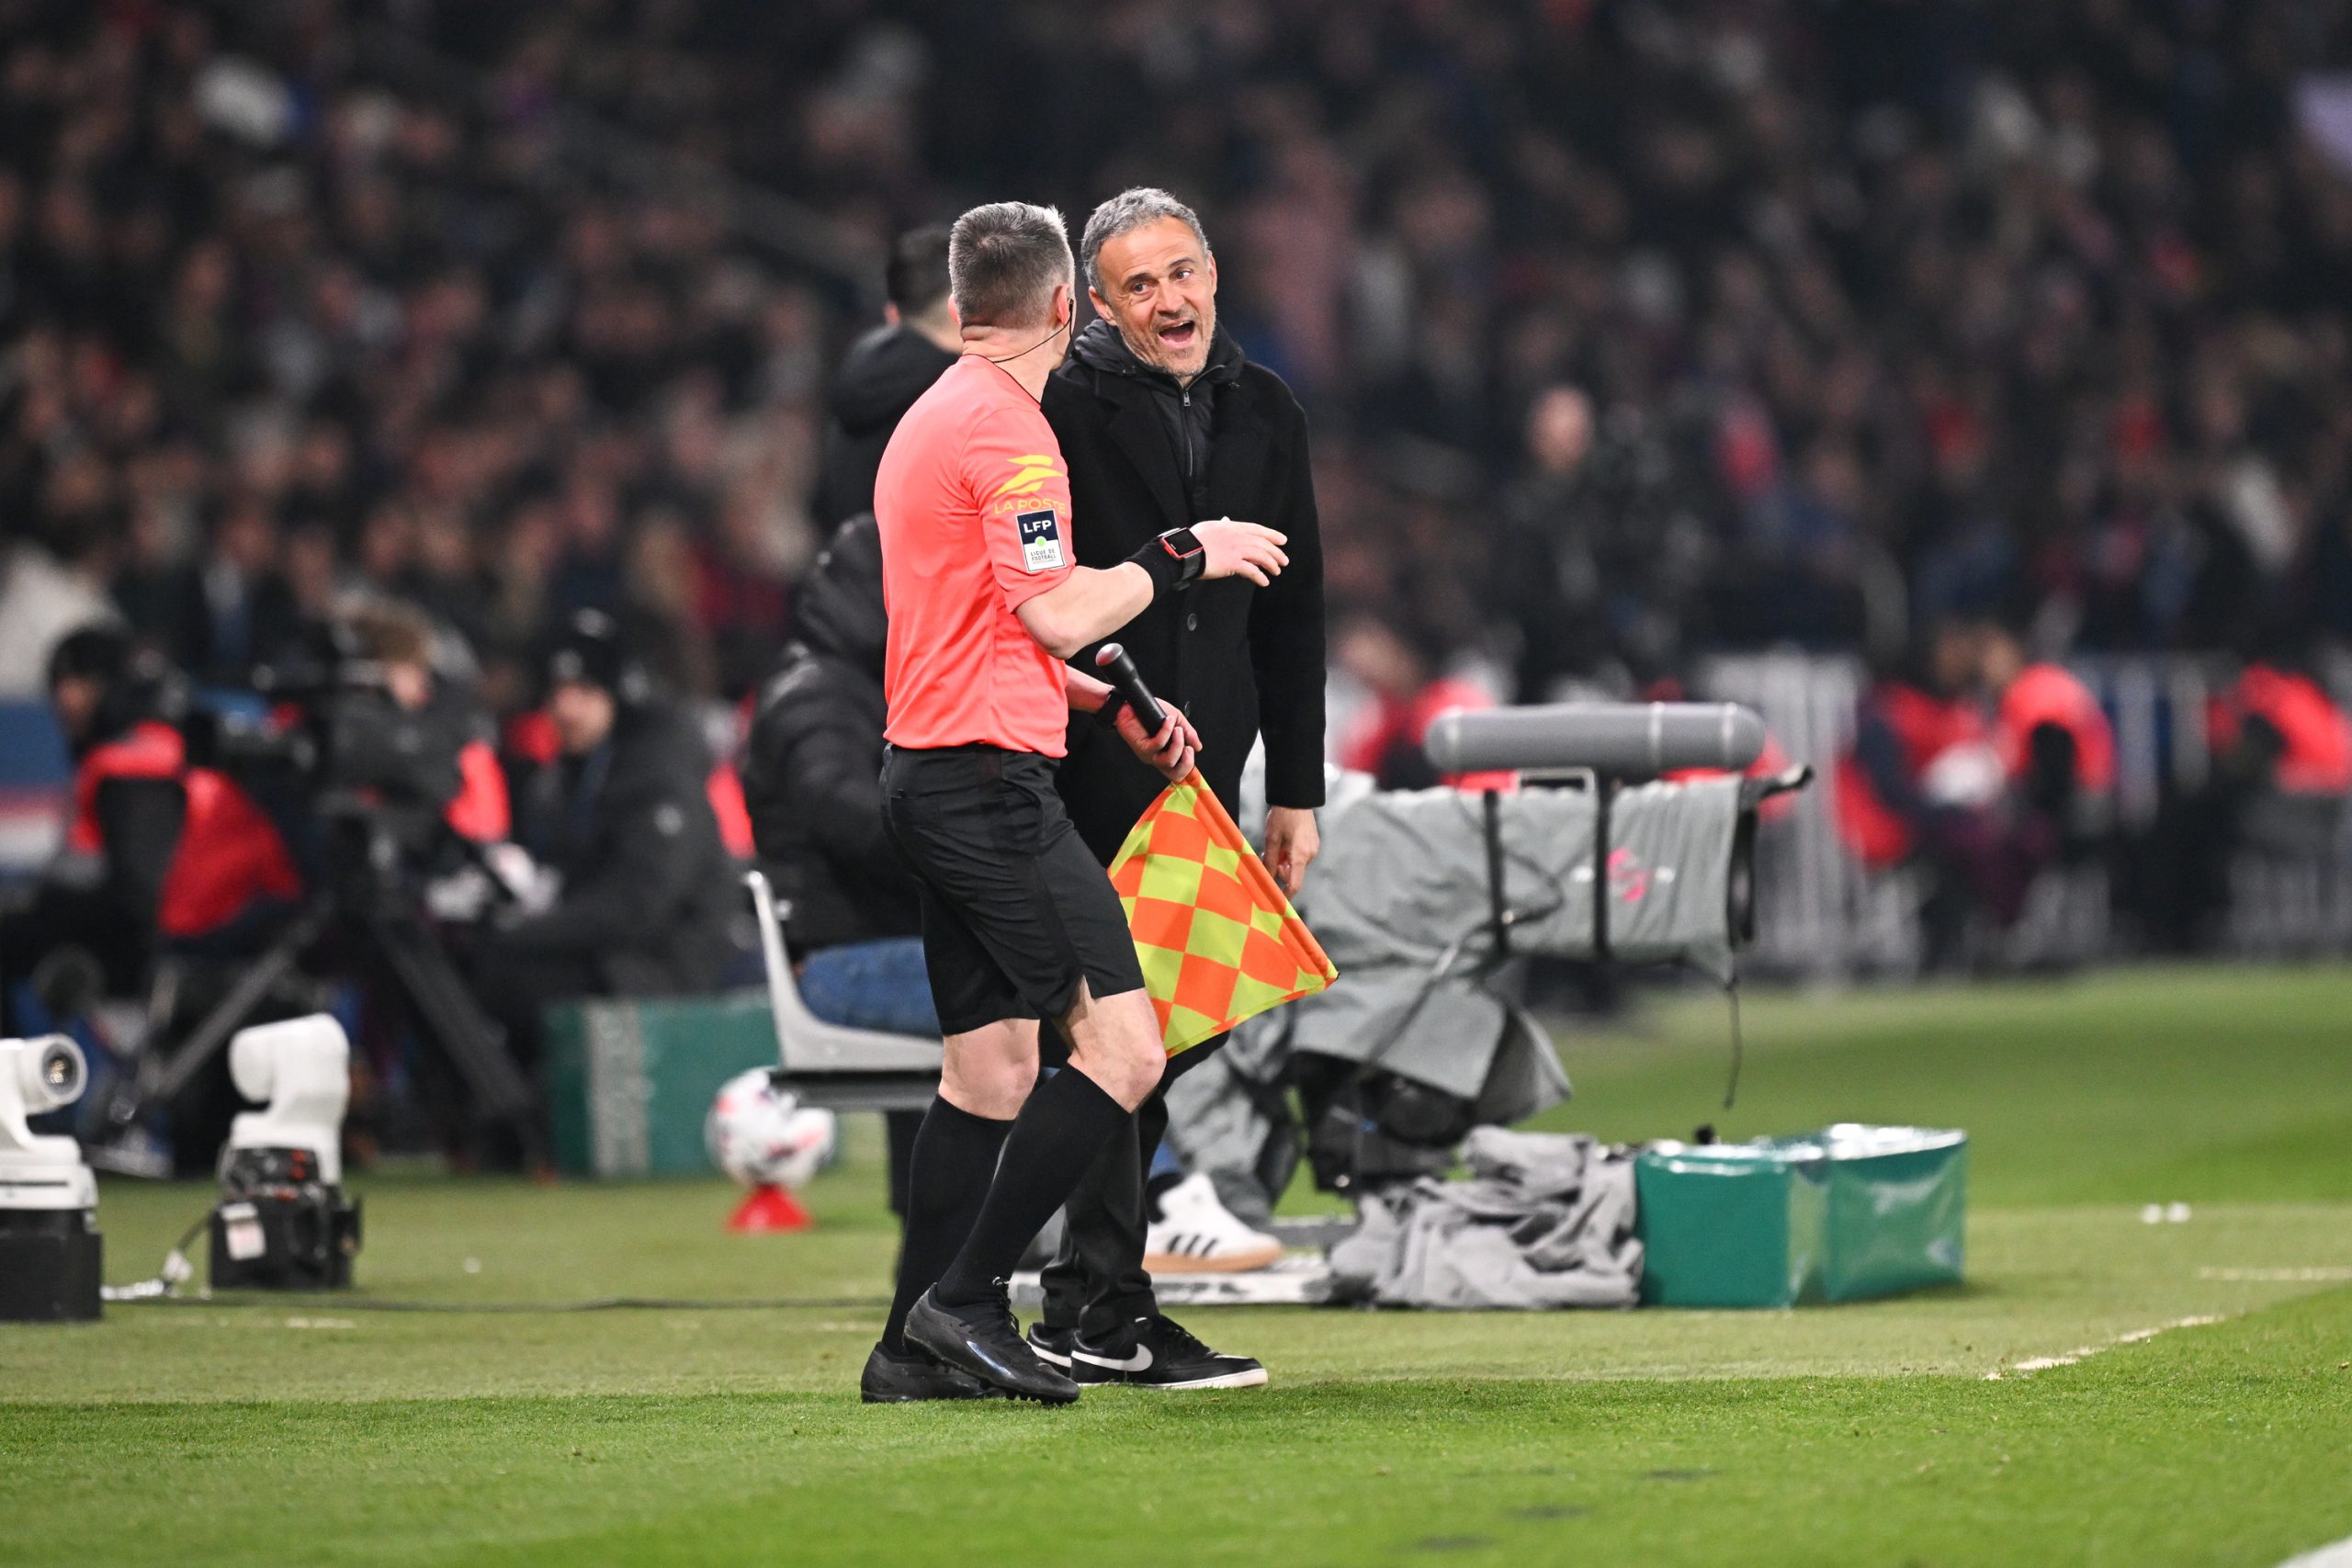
[881,744,1146,1037]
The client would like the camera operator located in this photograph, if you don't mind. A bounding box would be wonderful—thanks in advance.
[1,626,300,1037]
[473,611,739,1086]
[338,601,510,849]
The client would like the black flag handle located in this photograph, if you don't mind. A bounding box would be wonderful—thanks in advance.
[1094,643,1168,735]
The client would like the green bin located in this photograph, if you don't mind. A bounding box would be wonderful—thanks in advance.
[1634,1124,1966,1307]
[545,991,779,1177]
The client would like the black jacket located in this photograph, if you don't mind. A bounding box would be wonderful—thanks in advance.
[740,516,921,952]
[1042,320,1326,861]
[503,701,739,995]
[813,323,958,530]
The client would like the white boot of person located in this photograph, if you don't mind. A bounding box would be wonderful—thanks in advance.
[1143,1172,1283,1274]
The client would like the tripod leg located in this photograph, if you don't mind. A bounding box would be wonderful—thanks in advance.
[365,912,540,1143]
[137,898,336,1115]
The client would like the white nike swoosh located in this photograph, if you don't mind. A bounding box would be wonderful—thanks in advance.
[1072,1343,1154,1373]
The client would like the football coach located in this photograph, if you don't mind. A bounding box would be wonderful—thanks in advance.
[1025,187,1327,1390]
[868,199,1290,1404]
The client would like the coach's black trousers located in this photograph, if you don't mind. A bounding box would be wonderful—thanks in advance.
[1037,1037,1215,1341]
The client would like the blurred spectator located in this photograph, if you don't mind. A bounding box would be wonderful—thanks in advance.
[1839,616,2115,967]
[2131,645,2352,952]
[0,625,299,1032]
[812,226,958,530]
[3,0,2351,973]
[473,612,741,1100]
[1333,615,1512,793]
[8,0,2352,702]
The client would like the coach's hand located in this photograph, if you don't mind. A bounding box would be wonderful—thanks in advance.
[1116,702,1203,783]
[1193,519,1288,586]
[1262,806,1319,898]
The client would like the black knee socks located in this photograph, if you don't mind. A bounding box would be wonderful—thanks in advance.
[934,1066,1132,1310]
[883,1096,1012,1353]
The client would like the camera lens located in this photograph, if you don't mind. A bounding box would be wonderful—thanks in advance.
[36,1038,86,1104]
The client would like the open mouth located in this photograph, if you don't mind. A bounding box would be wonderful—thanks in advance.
[1156,319,1199,352]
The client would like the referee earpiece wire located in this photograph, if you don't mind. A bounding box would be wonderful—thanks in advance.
[975,310,1071,367]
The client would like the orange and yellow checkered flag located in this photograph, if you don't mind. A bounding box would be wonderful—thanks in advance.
[1108,769,1339,1055]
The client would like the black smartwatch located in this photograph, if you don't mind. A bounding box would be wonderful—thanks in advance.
[1156,526,1206,588]
[1126,525,1207,597]
[1092,688,1130,732]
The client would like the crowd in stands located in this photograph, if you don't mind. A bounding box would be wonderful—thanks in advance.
[5,2,2352,972]
[8,1,2352,716]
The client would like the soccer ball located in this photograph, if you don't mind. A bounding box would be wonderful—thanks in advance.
[706,1070,837,1190]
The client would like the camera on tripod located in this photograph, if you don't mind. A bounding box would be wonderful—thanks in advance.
[115,617,540,1164]
[180,628,463,854]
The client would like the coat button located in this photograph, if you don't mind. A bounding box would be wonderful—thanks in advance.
[1185,613,1199,632]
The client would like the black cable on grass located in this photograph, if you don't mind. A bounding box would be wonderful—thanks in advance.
[111,1292,893,1314]
[106,1199,891,1313]
[1722,975,1745,1111]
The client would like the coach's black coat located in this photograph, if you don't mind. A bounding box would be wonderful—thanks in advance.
[1043,320,1326,862]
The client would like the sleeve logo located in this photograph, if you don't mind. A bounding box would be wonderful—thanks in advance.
[1016,508,1066,572]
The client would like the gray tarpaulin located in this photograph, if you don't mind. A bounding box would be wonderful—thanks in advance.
[1167,774,1749,1215]
[1327,1130,1642,1309]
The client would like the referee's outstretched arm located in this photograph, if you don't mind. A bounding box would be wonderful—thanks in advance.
[1013,515,1287,658]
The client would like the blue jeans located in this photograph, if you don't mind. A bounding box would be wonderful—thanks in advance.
[795,938,940,1037]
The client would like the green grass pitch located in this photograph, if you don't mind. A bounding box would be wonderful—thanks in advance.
[6,964,2350,1566]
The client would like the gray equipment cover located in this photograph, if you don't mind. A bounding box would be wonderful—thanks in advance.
[1294,777,1746,1100]
[1328,1129,1642,1309]
[1166,774,1751,1218]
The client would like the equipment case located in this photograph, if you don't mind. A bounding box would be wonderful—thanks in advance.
[1634,1124,1966,1307]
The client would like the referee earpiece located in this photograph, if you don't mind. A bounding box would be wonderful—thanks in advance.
[978,313,1070,367]
[978,289,1073,367]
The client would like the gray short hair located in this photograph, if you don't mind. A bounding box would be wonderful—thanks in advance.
[948,201,1072,329]
[1080,187,1211,296]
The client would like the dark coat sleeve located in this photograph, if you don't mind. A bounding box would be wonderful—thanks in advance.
[498,775,719,958]
[743,666,893,882]
[776,702,893,881]
[1248,391,1328,809]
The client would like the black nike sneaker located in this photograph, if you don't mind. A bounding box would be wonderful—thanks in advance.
[904,1287,1080,1404]
[1067,1314,1269,1391]
[859,1341,1004,1404]
[1025,1322,1080,1371]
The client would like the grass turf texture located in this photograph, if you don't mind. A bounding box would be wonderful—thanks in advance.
[6,964,2350,1566]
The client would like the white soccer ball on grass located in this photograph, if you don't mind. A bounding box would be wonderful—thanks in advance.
[706,1069,837,1190]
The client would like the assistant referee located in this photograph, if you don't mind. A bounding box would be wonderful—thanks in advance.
[865,200,1289,1404]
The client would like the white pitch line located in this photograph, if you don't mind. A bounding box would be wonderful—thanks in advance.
[1984,1314,2224,1380]
[2199,1267,2352,1282]
[2278,1534,2352,1567]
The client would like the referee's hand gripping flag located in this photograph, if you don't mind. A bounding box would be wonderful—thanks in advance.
[1094,646,1339,1055]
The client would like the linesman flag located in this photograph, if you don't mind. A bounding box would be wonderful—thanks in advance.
[1108,769,1339,1055]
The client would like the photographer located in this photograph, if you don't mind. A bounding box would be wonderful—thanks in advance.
[474,612,739,1080]
[1,626,300,1036]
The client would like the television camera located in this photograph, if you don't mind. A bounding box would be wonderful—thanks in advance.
[105,630,537,1158]
[0,1034,101,1320]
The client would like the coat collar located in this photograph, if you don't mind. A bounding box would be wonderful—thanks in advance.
[1069,317,1245,389]
[1062,324,1270,532]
